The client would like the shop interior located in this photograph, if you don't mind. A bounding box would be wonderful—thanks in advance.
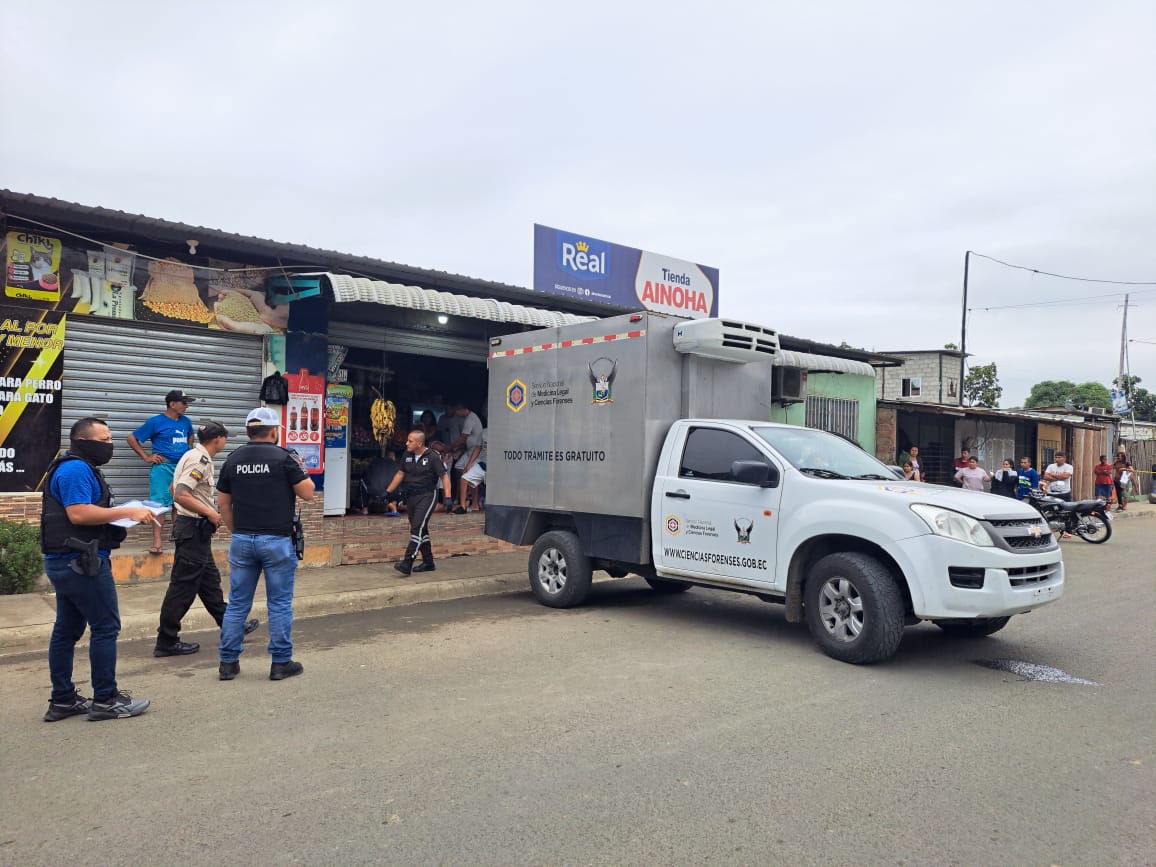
[337,345,488,514]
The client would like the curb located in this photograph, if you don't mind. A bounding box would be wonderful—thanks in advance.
[0,571,530,659]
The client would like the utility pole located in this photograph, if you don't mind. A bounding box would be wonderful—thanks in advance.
[1118,293,1129,381]
[959,251,970,406]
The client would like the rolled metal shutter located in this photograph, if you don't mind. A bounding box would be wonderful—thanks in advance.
[328,321,487,362]
[60,318,264,501]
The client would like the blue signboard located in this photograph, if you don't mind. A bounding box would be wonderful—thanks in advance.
[532,224,719,319]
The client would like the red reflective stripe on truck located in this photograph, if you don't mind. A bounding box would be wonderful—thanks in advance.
[488,330,647,359]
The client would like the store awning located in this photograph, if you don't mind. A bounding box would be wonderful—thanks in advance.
[776,350,876,377]
[325,273,596,328]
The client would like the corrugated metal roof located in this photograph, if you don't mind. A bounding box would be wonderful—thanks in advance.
[777,350,876,377]
[879,400,1108,430]
[0,190,609,316]
[325,273,595,327]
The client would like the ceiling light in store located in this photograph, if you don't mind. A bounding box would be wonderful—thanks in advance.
[436,315,448,325]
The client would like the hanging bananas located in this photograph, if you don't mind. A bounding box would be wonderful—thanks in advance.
[371,396,396,444]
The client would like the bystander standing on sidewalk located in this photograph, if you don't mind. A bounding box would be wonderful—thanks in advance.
[127,389,194,554]
[954,456,990,491]
[1016,456,1040,500]
[1113,450,1134,512]
[1044,452,1075,502]
[1093,455,1114,502]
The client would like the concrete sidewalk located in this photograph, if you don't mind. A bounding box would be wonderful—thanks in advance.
[2,502,1151,658]
[0,551,531,657]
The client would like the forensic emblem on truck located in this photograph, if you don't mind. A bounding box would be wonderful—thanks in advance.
[506,379,527,413]
[734,519,754,544]
[588,357,616,405]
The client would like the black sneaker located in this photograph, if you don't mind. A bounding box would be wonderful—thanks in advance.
[87,690,150,721]
[219,661,240,681]
[269,660,304,681]
[43,693,93,722]
[393,560,413,576]
[412,561,436,573]
[243,618,260,635]
[154,640,200,657]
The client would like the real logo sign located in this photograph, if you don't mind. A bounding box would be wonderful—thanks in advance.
[557,235,609,280]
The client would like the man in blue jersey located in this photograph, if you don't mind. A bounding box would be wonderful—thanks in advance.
[127,389,194,554]
[1015,456,1040,500]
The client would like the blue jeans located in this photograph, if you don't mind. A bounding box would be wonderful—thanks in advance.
[44,556,121,701]
[220,534,297,663]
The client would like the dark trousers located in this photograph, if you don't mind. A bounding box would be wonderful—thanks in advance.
[44,555,120,702]
[1114,479,1128,506]
[403,490,438,564]
[157,516,225,646]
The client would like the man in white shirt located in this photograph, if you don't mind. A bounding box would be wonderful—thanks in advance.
[1043,452,1075,502]
[456,427,487,513]
[449,402,485,513]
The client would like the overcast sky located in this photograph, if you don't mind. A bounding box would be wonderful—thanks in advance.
[2,1,1153,407]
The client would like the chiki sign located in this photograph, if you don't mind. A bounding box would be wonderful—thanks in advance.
[532,224,719,319]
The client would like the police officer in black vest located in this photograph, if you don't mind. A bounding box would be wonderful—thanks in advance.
[41,417,157,722]
[385,429,453,575]
[216,407,314,682]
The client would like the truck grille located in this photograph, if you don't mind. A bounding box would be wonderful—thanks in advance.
[1007,564,1061,586]
[1006,535,1053,549]
[981,516,1056,553]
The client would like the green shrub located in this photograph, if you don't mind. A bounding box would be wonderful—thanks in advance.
[0,519,43,595]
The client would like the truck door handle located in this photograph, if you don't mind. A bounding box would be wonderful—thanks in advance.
[666,490,690,500]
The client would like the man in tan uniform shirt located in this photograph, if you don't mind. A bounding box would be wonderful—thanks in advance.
[153,421,257,657]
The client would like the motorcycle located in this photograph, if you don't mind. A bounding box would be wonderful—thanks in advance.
[1027,489,1113,543]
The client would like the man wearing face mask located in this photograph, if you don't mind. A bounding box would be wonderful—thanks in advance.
[40,417,158,722]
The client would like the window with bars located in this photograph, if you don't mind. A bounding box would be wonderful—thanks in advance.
[805,396,860,444]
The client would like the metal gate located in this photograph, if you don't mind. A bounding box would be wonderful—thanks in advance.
[328,321,487,362]
[60,317,264,501]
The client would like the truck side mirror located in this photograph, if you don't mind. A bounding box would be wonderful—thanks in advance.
[731,460,779,488]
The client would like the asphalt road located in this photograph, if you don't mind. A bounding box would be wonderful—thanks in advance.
[1,521,1153,866]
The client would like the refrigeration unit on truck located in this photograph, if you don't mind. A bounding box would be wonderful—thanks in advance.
[484,312,1064,664]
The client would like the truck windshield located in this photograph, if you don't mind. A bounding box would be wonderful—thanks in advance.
[751,427,896,480]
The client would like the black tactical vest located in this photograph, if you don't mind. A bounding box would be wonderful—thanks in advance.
[40,455,128,554]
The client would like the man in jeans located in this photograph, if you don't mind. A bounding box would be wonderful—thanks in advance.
[216,407,314,682]
[41,417,157,722]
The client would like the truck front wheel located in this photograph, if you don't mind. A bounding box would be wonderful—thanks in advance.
[529,531,593,608]
[804,552,905,664]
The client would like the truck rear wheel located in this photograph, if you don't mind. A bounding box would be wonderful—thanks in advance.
[804,552,905,664]
[932,617,1011,637]
[529,531,592,608]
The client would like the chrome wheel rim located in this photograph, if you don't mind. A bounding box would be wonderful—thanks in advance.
[537,548,568,594]
[817,577,864,642]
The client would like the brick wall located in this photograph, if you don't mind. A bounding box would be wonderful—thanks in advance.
[875,406,898,463]
[0,493,43,524]
[877,354,961,405]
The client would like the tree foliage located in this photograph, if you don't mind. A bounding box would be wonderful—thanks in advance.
[1023,380,1112,410]
[963,362,1002,408]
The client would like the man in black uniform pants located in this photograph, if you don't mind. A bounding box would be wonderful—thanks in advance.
[385,429,453,575]
[153,421,258,657]
[217,407,315,682]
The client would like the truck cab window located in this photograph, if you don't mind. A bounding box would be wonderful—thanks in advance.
[679,427,767,482]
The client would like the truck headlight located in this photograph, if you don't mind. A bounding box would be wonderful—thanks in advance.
[910,504,995,547]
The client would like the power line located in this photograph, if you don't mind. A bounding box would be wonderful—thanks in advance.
[972,289,1154,311]
[970,251,1156,286]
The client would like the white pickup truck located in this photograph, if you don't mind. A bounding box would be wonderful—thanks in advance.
[484,312,1064,663]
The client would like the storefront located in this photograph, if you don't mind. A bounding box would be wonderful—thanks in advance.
[322,273,591,515]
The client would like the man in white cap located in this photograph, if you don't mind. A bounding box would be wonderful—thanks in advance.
[215,407,314,682]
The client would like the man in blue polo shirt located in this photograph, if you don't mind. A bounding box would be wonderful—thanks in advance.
[41,417,156,722]
[127,389,194,554]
